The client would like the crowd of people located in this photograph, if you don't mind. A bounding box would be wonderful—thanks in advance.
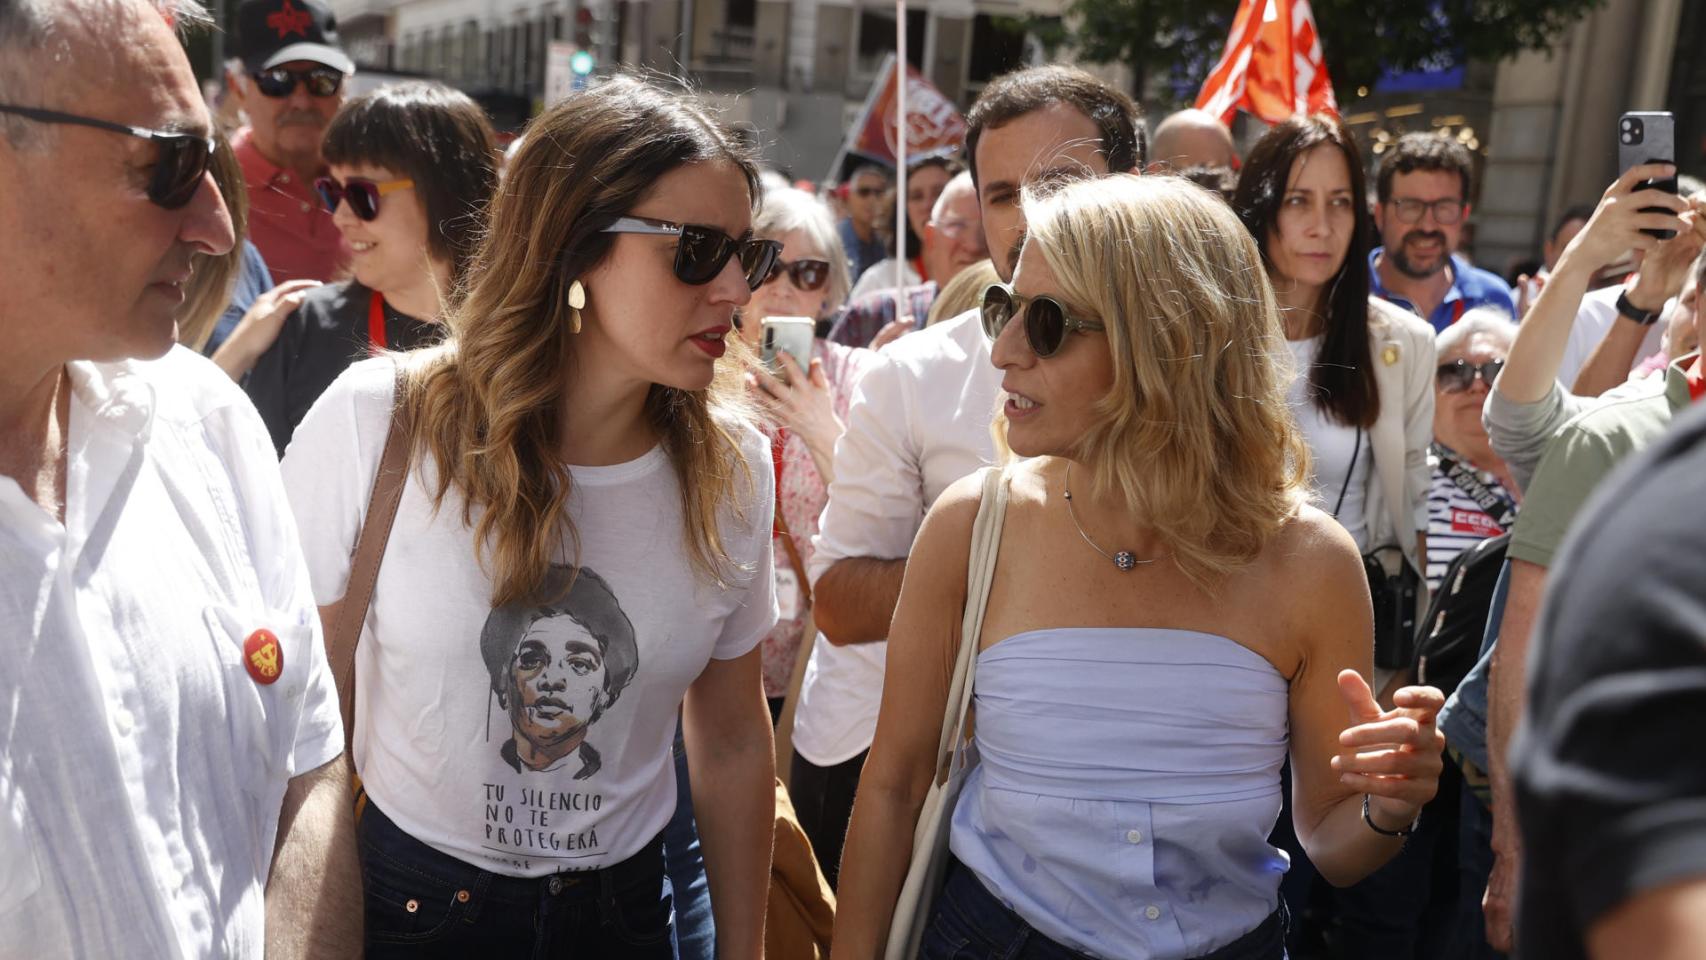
[3,0,1704,958]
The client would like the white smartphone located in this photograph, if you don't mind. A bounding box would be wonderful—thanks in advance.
[760,316,815,378]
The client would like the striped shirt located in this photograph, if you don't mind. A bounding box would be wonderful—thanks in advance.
[1425,456,1517,591]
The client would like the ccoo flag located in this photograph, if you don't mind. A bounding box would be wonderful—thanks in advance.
[1195,0,1338,126]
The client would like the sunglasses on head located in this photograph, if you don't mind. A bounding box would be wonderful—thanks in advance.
[980,282,1105,359]
[250,66,344,98]
[314,176,415,221]
[601,216,782,290]
[0,104,213,209]
[764,257,831,291]
[1436,358,1504,393]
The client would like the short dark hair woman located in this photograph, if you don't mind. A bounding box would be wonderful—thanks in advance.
[219,80,500,455]
[281,76,781,957]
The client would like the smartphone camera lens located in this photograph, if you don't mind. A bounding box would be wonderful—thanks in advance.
[1622,117,1643,144]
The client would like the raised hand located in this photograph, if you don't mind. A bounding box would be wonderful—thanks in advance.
[1562,163,1690,273]
[1330,669,1445,831]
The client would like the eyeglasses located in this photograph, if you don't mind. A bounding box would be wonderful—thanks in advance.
[1388,197,1466,226]
[764,257,831,291]
[314,176,415,221]
[250,66,345,99]
[980,282,1105,358]
[1436,358,1504,393]
[0,104,213,209]
[601,216,782,290]
[929,218,979,241]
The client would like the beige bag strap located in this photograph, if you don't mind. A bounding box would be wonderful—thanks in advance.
[933,466,1009,782]
[327,364,414,754]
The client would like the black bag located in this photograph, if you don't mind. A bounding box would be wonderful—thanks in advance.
[1364,545,1422,670]
[1412,532,1510,697]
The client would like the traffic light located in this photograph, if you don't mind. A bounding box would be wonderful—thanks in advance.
[574,7,593,48]
[570,49,595,76]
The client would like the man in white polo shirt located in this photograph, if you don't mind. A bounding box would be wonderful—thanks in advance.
[788,64,1148,890]
[0,2,358,957]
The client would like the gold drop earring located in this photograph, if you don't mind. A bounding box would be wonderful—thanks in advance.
[567,280,587,334]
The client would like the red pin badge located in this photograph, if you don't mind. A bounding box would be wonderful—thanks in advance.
[244,629,284,685]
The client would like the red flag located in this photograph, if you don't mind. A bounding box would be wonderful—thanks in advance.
[847,55,966,166]
[1196,0,1338,126]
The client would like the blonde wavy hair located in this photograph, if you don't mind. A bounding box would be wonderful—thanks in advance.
[1015,173,1311,586]
[402,76,761,607]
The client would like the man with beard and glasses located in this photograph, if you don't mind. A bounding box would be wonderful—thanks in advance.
[224,0,353,285]
[1371,133,1516,331]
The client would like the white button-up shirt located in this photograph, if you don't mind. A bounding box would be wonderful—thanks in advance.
[792,311,1001,765]
[0,348,343,959]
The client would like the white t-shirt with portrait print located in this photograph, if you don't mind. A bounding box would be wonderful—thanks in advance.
[281,358,777,878]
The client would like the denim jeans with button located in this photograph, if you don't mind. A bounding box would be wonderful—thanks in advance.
[919,858,1288,960]
[359,801,676,959]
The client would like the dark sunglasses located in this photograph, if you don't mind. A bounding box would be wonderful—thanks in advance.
[0,104,213,209]
[764,257,831,291]
[1436,358,1504,393]
[250,66,345,98]
[314,176,415,221]
[601,216,782,290]
[980,282,1105,359]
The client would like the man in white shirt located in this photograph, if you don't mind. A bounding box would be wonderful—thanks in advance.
[789,64,1147,889]
[0,2,359,957]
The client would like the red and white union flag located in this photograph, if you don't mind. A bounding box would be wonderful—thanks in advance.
[1195,0,1339,126]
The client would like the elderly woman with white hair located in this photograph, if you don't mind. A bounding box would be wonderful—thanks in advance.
[1426,308,1522,590]
[742,185,880,719]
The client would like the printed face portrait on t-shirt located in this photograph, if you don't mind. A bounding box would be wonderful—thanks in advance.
[480,565,640,779]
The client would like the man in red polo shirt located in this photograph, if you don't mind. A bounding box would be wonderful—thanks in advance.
[225,0,352,284]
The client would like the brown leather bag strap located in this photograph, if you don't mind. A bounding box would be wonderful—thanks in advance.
[773,489,813,610]
[328,364,414,753]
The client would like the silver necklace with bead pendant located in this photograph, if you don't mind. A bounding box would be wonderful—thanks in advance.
[1063,463,1163,571]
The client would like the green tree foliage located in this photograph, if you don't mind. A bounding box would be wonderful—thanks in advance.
[1040,0,1605,102]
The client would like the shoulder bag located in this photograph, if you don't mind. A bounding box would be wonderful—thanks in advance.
[883,466,1010,959]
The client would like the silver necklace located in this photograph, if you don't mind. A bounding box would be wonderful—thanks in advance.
[1062,463,1162,571]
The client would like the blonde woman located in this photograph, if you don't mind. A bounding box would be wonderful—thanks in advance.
[281,78,780,958]
[833,176,1445,960]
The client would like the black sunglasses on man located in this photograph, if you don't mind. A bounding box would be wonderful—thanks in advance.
[0,104,213,209]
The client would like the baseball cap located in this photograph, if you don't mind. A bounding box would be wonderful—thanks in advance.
[236,0,356,76]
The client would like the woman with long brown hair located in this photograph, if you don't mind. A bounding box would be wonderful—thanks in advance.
[281,77,782,958]
[1232,114,1437,956]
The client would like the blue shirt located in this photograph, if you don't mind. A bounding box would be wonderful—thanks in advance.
[1369,250,1517,331]
[950,628,1290,958]
[837,217,887,284]
[201,241,275,356]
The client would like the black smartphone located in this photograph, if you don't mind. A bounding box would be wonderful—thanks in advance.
[1618,110,1678,239]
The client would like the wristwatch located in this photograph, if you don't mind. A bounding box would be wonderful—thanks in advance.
[1362,794,1419,837]
[1615,289,1662,326]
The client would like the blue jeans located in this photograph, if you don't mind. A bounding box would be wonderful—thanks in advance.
[359,802,676,959]
[920,859,1289,960]
[1442,780,1506,960]
[664,721,715,960]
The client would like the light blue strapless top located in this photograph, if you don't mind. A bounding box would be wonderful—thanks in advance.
[948,628,1291,960]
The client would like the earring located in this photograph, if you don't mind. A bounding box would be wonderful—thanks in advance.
[567,280,586,334]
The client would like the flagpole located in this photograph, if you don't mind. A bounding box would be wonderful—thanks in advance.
[893,0,909,322]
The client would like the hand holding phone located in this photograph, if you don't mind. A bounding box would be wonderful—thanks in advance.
[1619,111,1679,239]
[760,317,814,380]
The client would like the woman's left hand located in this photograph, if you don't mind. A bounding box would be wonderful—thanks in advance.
[748,353,842,457]
[1330,670,1446,829]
